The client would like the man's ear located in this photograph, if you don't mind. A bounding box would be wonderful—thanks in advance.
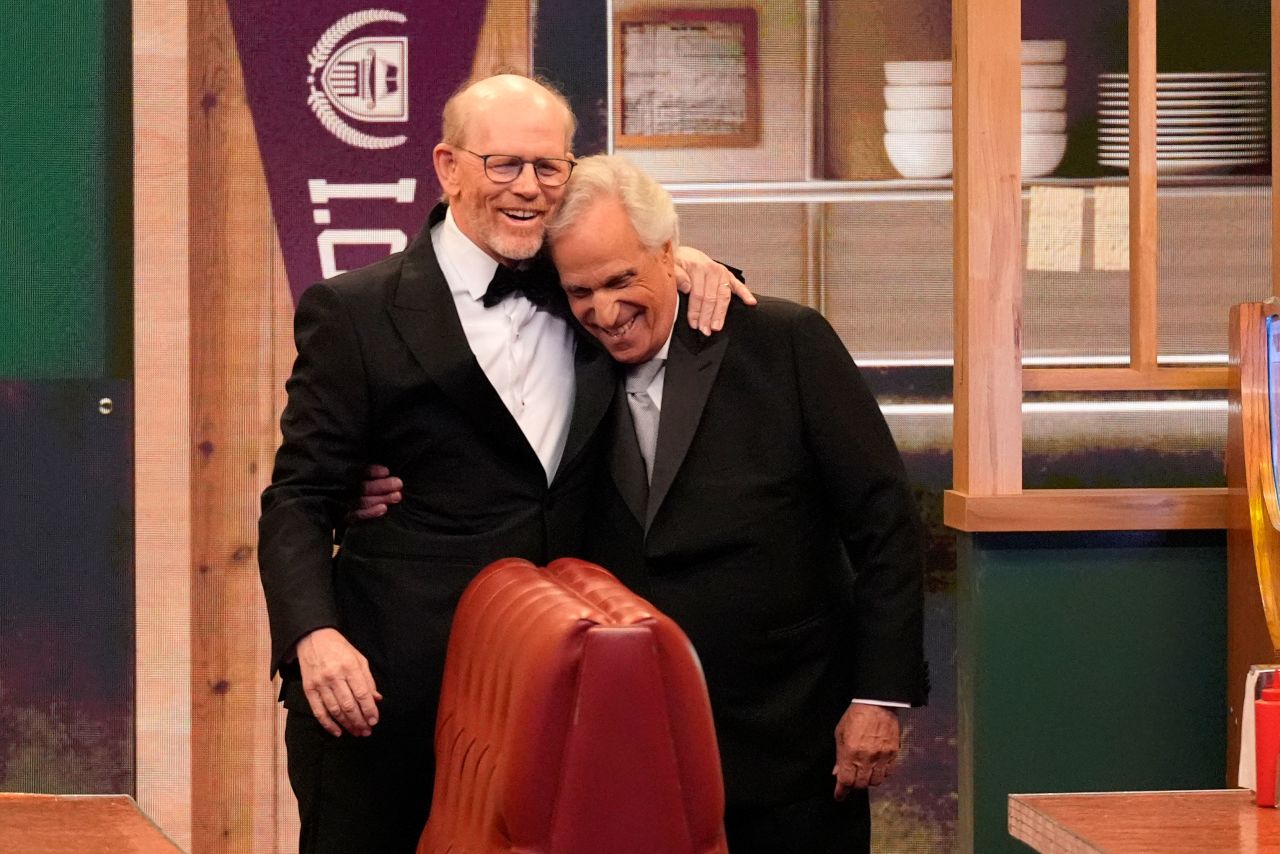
[661,240,676,276]
[433,144,459,198]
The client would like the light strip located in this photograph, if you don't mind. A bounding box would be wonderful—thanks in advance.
[882,399,1227,417]
[857,354,1230,368]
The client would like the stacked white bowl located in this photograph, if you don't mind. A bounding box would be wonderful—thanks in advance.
[882,40,1069,179]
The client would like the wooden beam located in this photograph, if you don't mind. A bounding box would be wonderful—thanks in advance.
[133,0,193,846]
[1129,0,1159,369]
[944,488,1227,532]
[952,0,1023,495]
[1023,366,1228,392]
[189,0,283,850]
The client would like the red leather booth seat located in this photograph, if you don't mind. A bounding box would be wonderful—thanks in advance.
[418,557,728,854]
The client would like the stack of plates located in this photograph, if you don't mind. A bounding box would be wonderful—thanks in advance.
[881,40,1069,179]
[1097,72,1269,174]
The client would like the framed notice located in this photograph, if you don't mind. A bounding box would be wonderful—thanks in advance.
[614,8,761,148]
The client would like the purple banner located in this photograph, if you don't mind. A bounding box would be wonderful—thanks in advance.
[227,2,489,303]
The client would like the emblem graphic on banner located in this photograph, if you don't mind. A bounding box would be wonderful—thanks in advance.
[307,10,409,149]
[228,0,486,302]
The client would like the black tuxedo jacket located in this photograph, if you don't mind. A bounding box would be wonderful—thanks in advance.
[258,204,615,722]
[587,294,927,805]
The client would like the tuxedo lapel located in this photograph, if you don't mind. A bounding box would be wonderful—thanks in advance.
[646,310,729,529]
[554,332,616,484]
[387,206,539,469]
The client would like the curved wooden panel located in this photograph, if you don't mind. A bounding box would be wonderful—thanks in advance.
[1227,300,1280,782]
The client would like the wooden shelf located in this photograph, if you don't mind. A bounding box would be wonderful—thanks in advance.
[1023,366,1229,392]
[944,487,1228,532]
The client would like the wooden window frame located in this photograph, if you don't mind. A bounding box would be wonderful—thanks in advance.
[941,0,1275,532]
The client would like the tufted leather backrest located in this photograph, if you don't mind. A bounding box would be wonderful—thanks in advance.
[418,556,728,854]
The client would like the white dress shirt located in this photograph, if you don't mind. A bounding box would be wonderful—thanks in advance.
[431,209,576,483]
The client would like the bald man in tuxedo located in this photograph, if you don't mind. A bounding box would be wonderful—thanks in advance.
[259,75,748,854]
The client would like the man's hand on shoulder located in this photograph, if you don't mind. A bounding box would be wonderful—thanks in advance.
[295,627,382,737]
[832,703,901,799]
[673,246,756,336]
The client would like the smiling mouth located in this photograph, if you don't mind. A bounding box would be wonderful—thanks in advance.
[502,209,541,222]
[600,315,638,341]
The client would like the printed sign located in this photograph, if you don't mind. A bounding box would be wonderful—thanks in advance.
[227,3,488,302]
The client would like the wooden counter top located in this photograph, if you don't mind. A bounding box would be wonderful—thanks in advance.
[0,793,182,853]
[1010,790,1280,853]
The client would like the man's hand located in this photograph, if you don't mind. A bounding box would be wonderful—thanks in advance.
[295,627,382,737]
[349,464,402,522]
[673,246,756,336]
[832,703,901,799]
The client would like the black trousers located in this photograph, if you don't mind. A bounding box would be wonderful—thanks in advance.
[724,790,870,854]
[285,708,434,854]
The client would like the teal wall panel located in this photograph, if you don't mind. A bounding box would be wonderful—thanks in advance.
[0,1,131,379]
[0,1,134,794]
[958,531,1227,853]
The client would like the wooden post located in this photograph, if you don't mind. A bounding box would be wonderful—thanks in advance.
[951,0,1023,496]
[134,0,193,846]
[188,0,283,849]
[1128,0,1159,370]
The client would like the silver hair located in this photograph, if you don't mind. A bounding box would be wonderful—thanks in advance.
[547,155,679,250]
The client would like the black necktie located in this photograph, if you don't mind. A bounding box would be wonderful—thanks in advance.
[482,262,554,308]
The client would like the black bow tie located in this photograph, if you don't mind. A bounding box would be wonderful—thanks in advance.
[482,261,555,308]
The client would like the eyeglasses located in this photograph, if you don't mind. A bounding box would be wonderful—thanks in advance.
[457,148,576,187]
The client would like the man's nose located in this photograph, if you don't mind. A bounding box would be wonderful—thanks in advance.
[593,293,621,327]
[509,163,541,196]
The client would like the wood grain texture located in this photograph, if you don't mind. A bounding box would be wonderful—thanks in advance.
[1129,0,1159,371]
[188,0,285,849]
[1009,790,1280,853]
[1023,366,1228,391]
[952,0,1023,494]
[0,794,183,854]
[133,0,193,847]
[944,488,1227,532]
[1227,301,1280,785]
[270,219,300,853]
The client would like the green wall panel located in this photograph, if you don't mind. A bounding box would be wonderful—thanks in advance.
[0,2,131,379]
[958,531,1227,853]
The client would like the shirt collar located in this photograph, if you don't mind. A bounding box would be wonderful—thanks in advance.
[654,313,674,362]
[629,309,675,377]
[438,206,500,302]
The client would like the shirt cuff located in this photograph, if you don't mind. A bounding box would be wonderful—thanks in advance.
[851,698,910,708]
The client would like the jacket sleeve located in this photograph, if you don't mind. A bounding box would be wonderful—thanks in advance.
[258,282,372,675]
[790,306,929,706]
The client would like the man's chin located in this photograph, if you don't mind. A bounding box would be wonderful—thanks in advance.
[489,230,545,262]
[600,339,657,365]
